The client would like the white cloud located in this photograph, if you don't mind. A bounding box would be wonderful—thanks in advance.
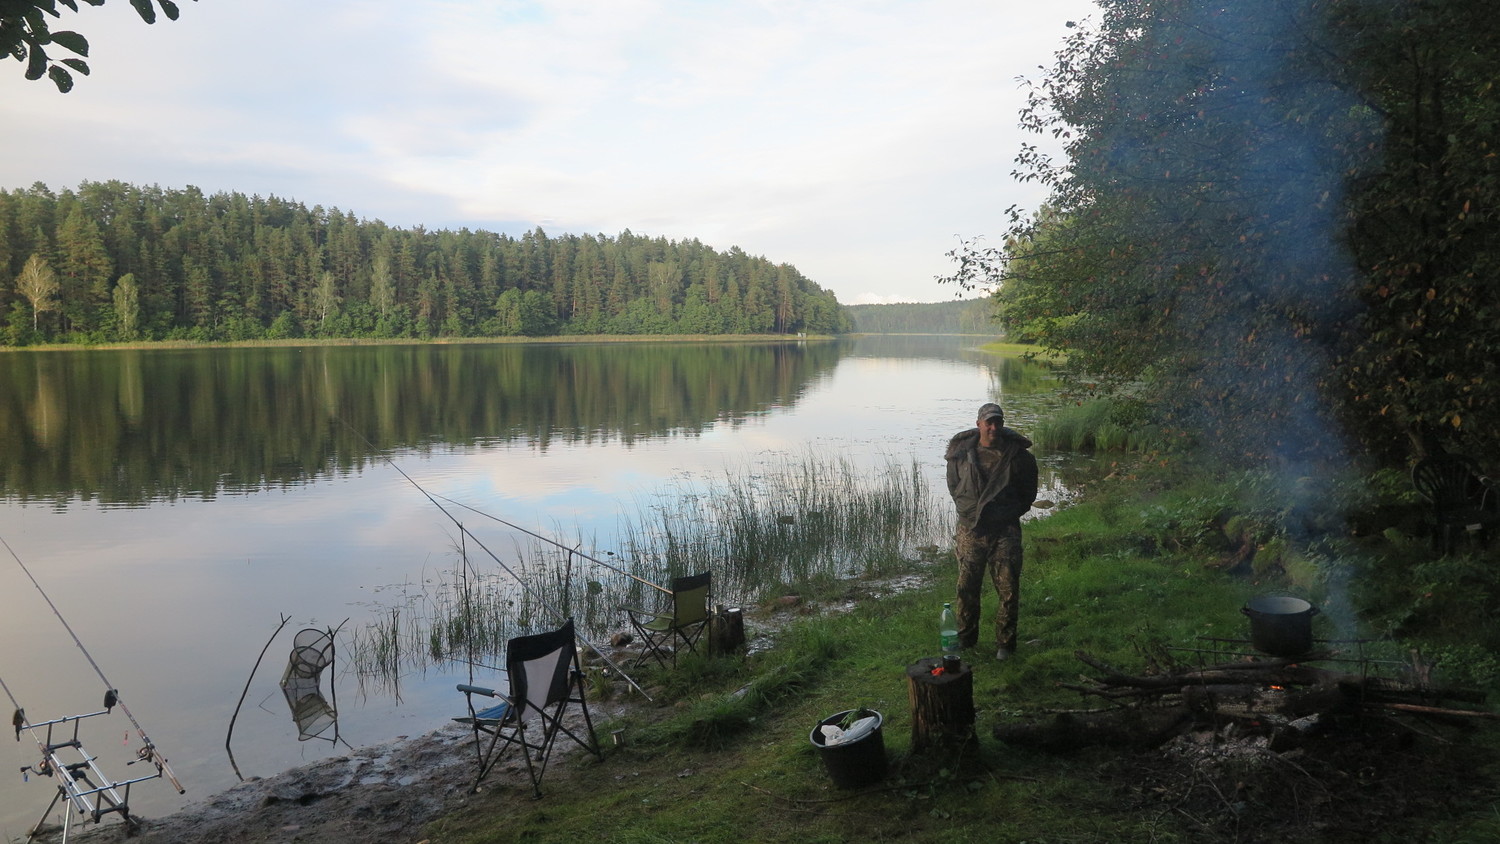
[0,0,1097,304]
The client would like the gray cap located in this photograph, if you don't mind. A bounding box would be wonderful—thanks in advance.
[977,402,1004,422]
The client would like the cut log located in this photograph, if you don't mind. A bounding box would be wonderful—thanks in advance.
[994,707,1195,751]
[907,657,975,754]
[708,606,745,656]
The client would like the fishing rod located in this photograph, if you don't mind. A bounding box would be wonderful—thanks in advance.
[0,534,185,795]
[335,419,653,700]
[434,493,670,595]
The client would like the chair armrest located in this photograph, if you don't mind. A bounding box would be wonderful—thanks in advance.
[457,683,498,697]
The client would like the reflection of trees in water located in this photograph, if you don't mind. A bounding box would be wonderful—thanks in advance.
[0,341,841,505]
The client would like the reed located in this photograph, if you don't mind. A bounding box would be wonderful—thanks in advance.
[1034,398,1166,453]
[612,452,948,605]
[343,453,948,685]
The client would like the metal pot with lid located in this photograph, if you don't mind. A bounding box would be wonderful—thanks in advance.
[1241,595,1319,657]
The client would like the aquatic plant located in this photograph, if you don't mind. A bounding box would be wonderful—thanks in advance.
[343,452,948,684]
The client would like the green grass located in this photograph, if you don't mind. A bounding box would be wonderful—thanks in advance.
[421,459,1500,843]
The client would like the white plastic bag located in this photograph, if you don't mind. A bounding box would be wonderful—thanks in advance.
[839,716,878,744]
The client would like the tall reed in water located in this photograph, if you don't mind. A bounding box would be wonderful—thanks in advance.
[345,453,947,684]
[613,452,947,604]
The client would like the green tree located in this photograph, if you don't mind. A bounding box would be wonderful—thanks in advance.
[369,254,395,323]
[112,271,139,339]
[16,253,58,332]
[518,289,557,336]
[54,203,112,333]
[946,0,1388,464]
[310,270,341,334]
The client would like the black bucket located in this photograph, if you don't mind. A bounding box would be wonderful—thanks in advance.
[810,710,887,789]
[1242,595,1319,657]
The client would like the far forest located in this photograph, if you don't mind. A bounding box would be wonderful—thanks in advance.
[0,181,851,345]
[843,299,997,335]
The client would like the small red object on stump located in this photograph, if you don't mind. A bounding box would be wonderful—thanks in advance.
[907,657,975,754]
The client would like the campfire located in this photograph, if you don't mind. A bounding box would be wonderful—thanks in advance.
[992,605,1497,840]
[996,636,1494,753]
[997,593,1495,754]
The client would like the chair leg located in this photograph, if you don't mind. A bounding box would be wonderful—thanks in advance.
[516,722,544,799]
[570,671,603,759]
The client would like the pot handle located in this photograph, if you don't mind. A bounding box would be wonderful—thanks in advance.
[1309,605,1321,616]
[1239,606,1251,616]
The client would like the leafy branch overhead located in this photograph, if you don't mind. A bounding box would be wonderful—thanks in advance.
[1,0,192,93]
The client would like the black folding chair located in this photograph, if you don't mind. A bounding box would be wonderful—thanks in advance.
[454,618,602,796]
[623,572,711,668]
[1412,454,1499,554]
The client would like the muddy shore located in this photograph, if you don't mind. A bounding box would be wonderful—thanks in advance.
[44,572,932,844]
[64,722,501,844]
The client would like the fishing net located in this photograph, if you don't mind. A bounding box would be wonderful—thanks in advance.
[280,628,337,741]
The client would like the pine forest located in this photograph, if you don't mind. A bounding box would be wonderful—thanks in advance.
[0,181,851,345]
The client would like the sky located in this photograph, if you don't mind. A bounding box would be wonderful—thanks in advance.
[1,0,1098,306]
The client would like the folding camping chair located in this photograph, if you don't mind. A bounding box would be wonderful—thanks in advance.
[453,618,602,797]
[623,571,711,668]
[1412,453,1499,554]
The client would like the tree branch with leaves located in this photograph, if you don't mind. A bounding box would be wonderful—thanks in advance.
[2,0,192,92]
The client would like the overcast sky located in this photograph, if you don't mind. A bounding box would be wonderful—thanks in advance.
[2,0,1097,305]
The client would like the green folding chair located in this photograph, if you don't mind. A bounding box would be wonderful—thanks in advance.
[623,572,711,668]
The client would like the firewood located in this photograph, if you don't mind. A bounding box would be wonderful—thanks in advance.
[1375,702,1500,721]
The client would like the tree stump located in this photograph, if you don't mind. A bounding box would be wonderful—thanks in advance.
[907,657,975,753]
[708,605,745,656]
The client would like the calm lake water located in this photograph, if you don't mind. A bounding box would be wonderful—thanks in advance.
[0,335,1080,833]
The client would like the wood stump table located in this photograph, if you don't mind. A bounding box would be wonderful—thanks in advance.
[907,657,975,753]
[708,606,745,655]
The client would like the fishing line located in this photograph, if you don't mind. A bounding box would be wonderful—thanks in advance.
[333,417,653,700]
[433,493,671,595]
[0,532,184,793]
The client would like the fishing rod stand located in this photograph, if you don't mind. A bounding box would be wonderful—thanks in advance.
[19,707,157,843]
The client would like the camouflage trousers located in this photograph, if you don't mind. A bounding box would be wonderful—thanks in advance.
[954,521,1023,651]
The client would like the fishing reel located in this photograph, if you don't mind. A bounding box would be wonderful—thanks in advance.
[21,758,54,779]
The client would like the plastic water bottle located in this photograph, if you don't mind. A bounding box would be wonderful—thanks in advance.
[939,602,959,654]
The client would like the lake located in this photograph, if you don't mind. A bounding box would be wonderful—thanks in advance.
[0,335,1080,834]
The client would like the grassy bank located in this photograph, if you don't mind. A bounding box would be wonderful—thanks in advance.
[422,461,1500,843]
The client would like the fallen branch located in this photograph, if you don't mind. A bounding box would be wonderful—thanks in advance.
[1375,702,1500,721]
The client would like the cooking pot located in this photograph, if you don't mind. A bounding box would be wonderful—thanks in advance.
[1241,595,1319,657]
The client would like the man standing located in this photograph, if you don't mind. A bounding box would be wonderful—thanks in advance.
[945,402,1039,660]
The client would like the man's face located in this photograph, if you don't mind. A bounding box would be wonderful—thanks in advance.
[977,414,1003,446]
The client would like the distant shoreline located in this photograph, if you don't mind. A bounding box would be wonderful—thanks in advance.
[0,333,843,353]
[0,333,1045,355]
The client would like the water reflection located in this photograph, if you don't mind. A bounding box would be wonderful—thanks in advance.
[0,341,841,507]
